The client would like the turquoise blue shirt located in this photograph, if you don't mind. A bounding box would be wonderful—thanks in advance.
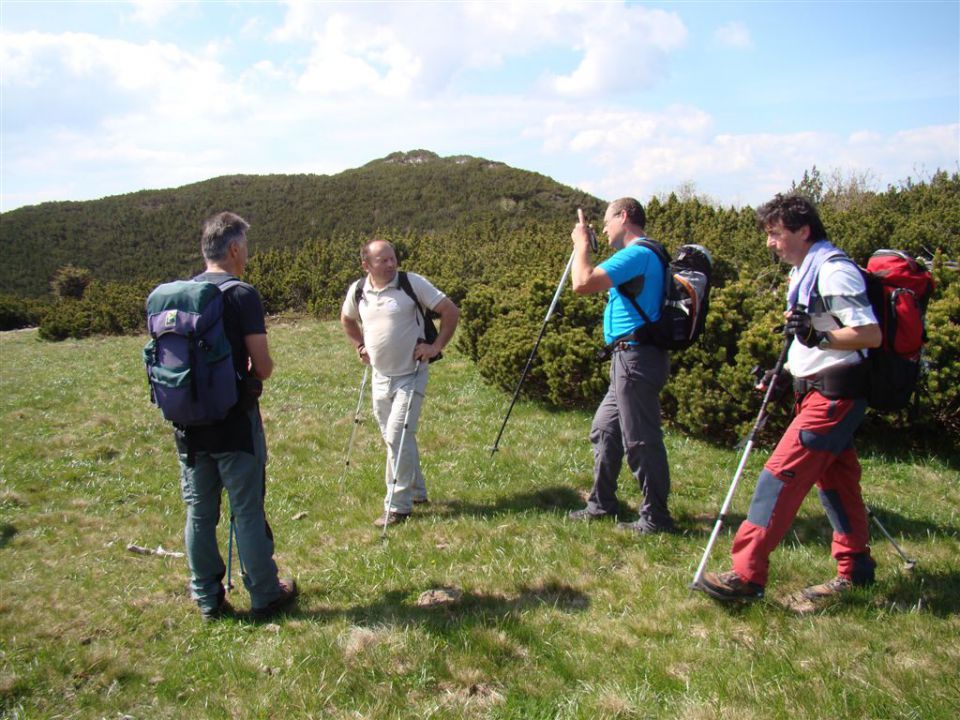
[598,241,665,344]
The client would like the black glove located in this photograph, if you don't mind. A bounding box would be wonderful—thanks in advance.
[785,308,826,348]
[756,368,791,402]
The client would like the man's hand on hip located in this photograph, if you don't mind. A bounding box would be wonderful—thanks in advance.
[414,341,440,362]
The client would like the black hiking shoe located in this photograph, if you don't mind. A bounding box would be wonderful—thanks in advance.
[697,571,765,603]
[251,578,298,620]
[200,597,234,622]
[568,507,615,522]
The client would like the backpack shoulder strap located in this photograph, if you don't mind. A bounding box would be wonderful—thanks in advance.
[618,238,670,325]
[352,277,366,307]
[216,277,248,294]
[397,271,427,319]
[634,238,671,268]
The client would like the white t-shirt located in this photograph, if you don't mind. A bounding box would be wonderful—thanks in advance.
[342,271,446,377]
[787,258,878,379]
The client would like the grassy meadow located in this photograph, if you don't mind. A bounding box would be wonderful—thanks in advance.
[1,319,958,719]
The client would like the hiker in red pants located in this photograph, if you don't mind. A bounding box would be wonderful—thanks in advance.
[699,194,881,604]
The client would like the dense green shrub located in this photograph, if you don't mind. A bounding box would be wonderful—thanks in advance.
[0,293,51,330]
[50,265,93,300]
[38,280,151,341]
[914,280,960,435]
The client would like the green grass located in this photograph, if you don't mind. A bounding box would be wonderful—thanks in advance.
[1,320,958,719]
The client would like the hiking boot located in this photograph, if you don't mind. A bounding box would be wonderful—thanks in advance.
[374,511,410,528]
[697,571,764,603]
[568,507,615,522]
[801,576,856,601]
[251,578,298,620]
[616,518,675,535]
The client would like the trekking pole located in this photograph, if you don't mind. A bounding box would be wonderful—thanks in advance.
[227,515,235,591]
[491,211,596,455]
[226,513,246,591]
[381,360,422,540]
[690,334,793,591]
[867,506,917,570]
[489,249,574,454]
[338,365,370,492]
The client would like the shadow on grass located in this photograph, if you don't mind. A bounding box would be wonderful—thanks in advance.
[883,567,960,617]
[233,579,590,629]
[428,485,585,519]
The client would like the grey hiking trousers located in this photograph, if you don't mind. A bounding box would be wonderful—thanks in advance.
[585,344,673,529]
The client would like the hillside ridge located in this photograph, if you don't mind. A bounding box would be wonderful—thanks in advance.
[0,150,603,297]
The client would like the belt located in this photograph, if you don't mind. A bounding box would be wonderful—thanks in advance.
[793,363,867,400]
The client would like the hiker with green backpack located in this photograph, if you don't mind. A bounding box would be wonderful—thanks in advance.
[341,239,460,528]
[145,212,297,621]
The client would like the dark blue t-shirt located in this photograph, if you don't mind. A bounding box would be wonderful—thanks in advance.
[175,272,267,455]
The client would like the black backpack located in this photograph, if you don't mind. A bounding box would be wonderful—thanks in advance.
[353,271,442,362]
[616,240,713,351]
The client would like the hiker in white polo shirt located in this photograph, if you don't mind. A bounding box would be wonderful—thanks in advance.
[341,239,459,527]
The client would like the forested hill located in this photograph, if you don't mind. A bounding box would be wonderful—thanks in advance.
[0,150,604,298]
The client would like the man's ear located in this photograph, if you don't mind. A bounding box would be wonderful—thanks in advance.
[800,225,812,242]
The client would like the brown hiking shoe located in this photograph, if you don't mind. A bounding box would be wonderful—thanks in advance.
[374,511,410,528]
[697,570,765,603]
[801,576,854,601]
[251,578,298,620]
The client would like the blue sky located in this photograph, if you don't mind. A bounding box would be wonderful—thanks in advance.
[2,0,957,212]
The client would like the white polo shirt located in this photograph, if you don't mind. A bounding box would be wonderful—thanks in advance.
[787,258,878,379]
[342,272,446,377]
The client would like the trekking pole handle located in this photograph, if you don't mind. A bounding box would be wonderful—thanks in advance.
[578,208,598,253]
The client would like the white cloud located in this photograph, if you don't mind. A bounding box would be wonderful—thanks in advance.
[548,5,687,97]
[272,1,686,100]
[533,107,959,206]
[714,21,752,49]
[296,15,422,97]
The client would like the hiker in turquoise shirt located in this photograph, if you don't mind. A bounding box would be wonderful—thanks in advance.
[567,197,675,535]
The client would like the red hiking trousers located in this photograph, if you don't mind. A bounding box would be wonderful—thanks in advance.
[731,390,874,587]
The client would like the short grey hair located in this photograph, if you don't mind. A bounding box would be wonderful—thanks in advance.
[201,211,249,262]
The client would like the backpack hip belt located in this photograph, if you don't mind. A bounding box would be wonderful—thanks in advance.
[793,362,867,400]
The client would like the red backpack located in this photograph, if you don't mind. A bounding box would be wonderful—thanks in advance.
[860,250,935,411]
